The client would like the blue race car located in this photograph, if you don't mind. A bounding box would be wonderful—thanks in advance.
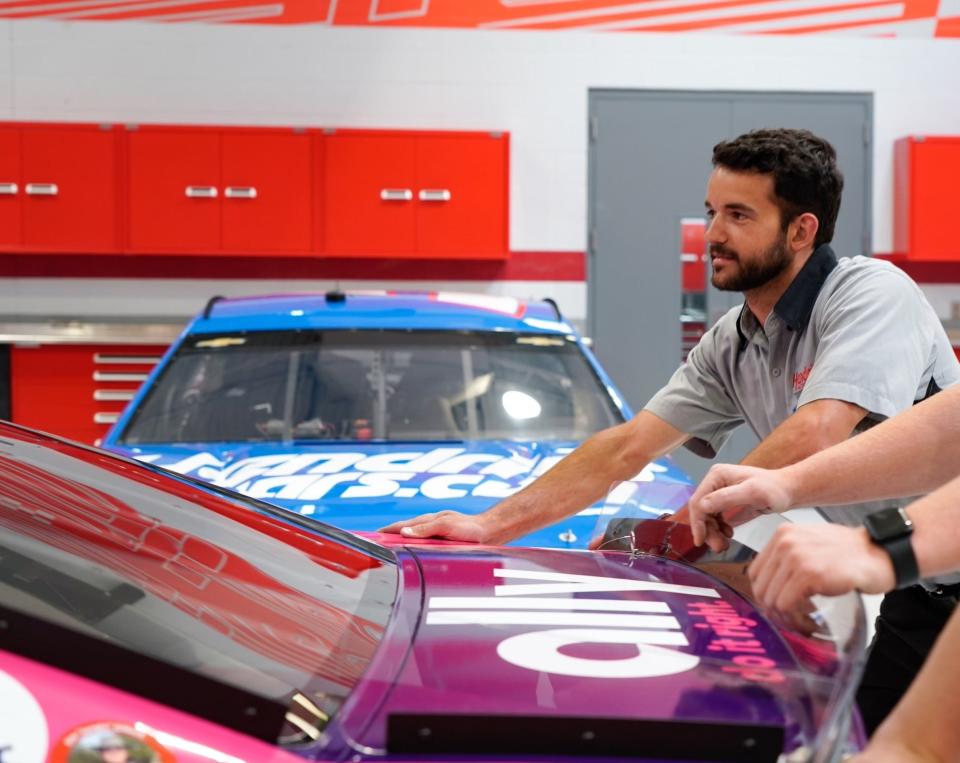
[103,290,692,548]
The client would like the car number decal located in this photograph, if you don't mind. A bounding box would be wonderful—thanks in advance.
[0,669,48,763]
[426,569,720,679]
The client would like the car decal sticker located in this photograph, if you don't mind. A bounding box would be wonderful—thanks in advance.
[0,669,48,763]
[426,568,721,680]
[50,722,176,763]
[133,448,678,509]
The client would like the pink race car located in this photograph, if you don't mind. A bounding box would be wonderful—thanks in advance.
[0,421,865,763]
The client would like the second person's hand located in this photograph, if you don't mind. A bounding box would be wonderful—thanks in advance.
[688,463,795,551]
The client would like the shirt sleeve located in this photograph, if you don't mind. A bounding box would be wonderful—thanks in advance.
[798,265,935,419]
[643,321,744,458]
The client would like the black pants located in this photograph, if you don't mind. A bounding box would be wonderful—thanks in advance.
[856,585,959,735]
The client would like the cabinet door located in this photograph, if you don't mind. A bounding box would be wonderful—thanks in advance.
[222,131,313,254]
[325,134,417,255]
[21,125,119,252]
[128,129,221,253]
[416,134,508,259]
[909,139,960,260]
[0,128,21,248]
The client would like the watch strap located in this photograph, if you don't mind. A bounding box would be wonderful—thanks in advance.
[884,533,920,589]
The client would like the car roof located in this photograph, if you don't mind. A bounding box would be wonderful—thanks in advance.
[189,291,576,335]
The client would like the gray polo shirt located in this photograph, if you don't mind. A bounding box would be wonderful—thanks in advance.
[645,244,960,527]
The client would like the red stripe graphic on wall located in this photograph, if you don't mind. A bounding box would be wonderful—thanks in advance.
[0,0,956,36]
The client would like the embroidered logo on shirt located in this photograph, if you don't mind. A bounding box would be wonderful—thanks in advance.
[793,365,813,394]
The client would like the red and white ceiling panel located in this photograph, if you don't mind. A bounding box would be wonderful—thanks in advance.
[2,0,957,36]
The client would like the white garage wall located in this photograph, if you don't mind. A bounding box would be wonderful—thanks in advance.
[1,21,959,320]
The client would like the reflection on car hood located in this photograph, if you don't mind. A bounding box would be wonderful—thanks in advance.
[106,441,693,548]
[338,544,836,761]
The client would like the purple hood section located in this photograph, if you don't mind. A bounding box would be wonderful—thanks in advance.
[331,544,850,761]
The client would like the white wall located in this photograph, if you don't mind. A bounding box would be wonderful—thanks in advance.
[2,20,960,320]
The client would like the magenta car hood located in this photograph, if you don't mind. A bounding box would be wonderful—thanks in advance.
[332,539,857,762]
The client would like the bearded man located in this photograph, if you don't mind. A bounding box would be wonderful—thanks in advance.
[382,128,960,730]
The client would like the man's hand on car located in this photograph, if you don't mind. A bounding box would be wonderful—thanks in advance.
[379,510,490,543]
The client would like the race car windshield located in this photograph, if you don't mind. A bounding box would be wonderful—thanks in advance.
[0,425,397,747]
[119,330,624,444]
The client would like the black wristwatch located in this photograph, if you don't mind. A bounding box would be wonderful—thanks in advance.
[863,507,919,589]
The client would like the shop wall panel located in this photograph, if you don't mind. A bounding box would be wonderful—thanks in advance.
[0,127,20,247]
[21,125,119,252]
[221,131,313,254]
[416,133,508,259]
[3,0,957,35]
[325,133,418,255]
[127,128,221,253]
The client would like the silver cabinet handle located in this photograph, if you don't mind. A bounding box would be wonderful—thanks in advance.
[418,189,452,202]
[225,186,258,199]
[185,186,218,199]
[94,390,136,402]
[0,183,17,195]
[25,183,58,196]
[380,188,412,202]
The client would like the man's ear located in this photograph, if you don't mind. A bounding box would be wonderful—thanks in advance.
[790,212,820,251]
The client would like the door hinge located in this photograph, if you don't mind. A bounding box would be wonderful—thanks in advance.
[590,117,599,142]
[862,122,870,146]
[588,226,597,254]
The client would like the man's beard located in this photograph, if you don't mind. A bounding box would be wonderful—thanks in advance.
[710,234,792,292]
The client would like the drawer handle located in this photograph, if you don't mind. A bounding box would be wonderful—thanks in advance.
[94,390,136,402]
[94,412,120,425]
[0,182,17,195]
[225,186,258,199]
[93,371,149,382]
[25,183,58,196]
[418,189,452,202]
[380,188,412,202]
[185,186,218,199]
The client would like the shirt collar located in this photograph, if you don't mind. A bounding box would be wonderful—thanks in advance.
[773,243,839,332]
[735,243,838,351]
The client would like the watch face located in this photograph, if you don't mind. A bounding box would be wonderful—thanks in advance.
[865,507,912,542]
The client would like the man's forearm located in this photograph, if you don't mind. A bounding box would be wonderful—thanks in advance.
[905,473,960,581]
[779,387,960,509]
[738,397,867,471]
[866,603,960,762]
[480,411,688,543]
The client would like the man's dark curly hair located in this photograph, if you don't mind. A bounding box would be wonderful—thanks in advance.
[712,128,843,248]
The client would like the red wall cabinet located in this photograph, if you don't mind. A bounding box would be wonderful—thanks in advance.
[894,136,960,261]
[128,128,221,252]
[326,133,418,255]
[0,121,509,260]
[221,131,314,253]
[10,344,164,445]
[0,127,21,246]
[0,123,121,253]
[325,130,509,259]
[127,126,314,255]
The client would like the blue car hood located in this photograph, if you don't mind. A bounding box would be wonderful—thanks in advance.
[107,440,693,548]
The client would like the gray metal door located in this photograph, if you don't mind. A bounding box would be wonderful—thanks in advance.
[587,90,872,479]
